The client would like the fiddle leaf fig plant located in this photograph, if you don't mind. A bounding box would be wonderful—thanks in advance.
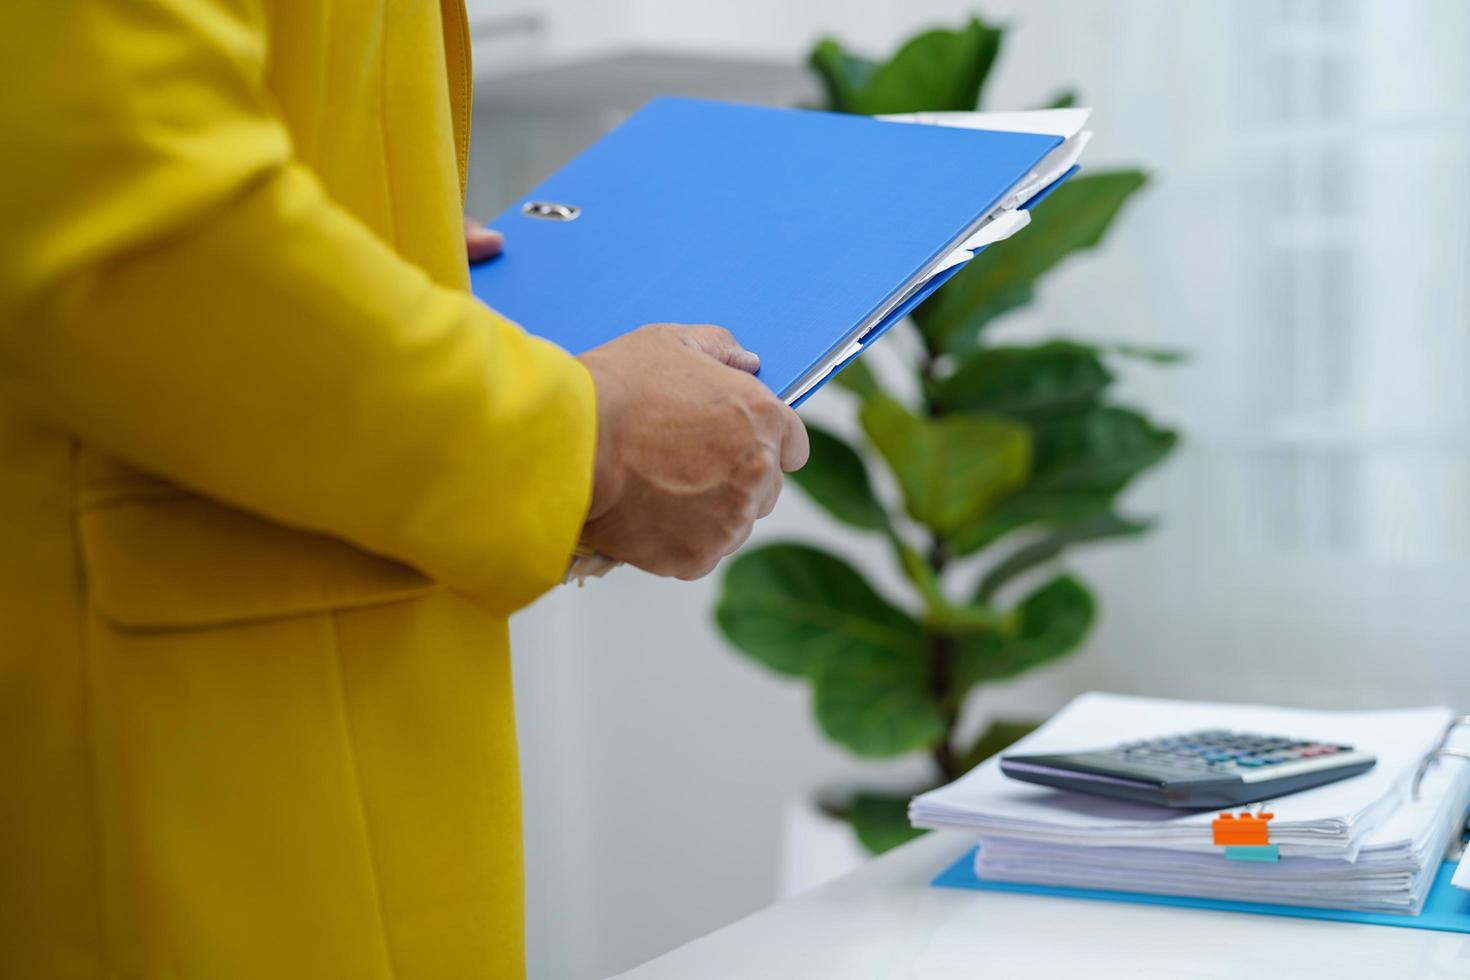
[715,17,1179,855]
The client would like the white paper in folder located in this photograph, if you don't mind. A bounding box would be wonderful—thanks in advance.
[881,107,1093,283]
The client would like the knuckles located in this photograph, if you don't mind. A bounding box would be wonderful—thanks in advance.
[668,540,722,581]
[730,445,776,493]
[590,322,793,581]
[696,324,738,347]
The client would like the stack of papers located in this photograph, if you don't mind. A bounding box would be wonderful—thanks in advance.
[910,693,1470,914]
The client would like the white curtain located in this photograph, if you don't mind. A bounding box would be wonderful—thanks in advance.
[977,0,1470,719]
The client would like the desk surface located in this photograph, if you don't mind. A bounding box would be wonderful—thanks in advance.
[621,831,1470,979]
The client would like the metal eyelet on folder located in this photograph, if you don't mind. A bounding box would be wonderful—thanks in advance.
[521,201,581,222]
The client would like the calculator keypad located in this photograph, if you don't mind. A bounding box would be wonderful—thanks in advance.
[1111,730,1352,775]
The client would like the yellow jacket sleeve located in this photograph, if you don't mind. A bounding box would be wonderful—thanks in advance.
[0,1,595,614]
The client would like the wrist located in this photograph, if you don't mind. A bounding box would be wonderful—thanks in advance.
[577,351,626,525]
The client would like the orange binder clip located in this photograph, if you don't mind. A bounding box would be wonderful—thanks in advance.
[1211,810,1274,846]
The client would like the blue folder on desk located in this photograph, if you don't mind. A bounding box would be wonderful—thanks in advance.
[934,847,1470,934]
[470,97,1079,406]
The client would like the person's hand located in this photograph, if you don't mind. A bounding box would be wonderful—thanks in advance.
[465,218,503,262]
[576,324,809,580]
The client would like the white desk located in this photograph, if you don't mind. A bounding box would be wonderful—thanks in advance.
[620,831,1470,979]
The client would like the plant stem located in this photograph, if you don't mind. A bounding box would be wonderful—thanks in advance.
[920,340,963,784]
[926,628,960,783]
[924,532,963,785]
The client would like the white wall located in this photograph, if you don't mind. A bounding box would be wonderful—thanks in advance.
[469,2,1470,975]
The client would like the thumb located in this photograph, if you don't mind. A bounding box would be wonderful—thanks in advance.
[679,324,760,374]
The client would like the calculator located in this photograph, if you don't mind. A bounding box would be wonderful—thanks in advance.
[999,729,1377,808]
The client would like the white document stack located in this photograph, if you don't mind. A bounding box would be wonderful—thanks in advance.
[910,693,1470,914]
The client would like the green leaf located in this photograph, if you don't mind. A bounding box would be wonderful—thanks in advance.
[946,489,1115,556]
[849,792,927,854]
[715,544,922,678]
[859,395,1031,534]
[791,425,888,530]
[850,18,1005,115]
[954,575,1096,687]
[956,719,1040,774]
[808,39,880,113]
[830,355,881,400]
[976,511,1151,603]
[715,545,938,756]
[1039,89,1077,109]
[913,171,1149,352]
[890,537,1011,633]
[949,405,1177,555]
[811,642,943,756]
[927,341,1114,421]
[1027,405,1178,495]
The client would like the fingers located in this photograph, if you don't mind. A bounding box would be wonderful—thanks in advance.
[581,321,802,581]
[675,561,721,583]
[723,516,758,558]
[776,405,809,472]
[657,323,805,471]
[754,465,783,520]
[671,448,779,581]
[676,324,761,374]
[688,329,804,473]
[465,218,504,263]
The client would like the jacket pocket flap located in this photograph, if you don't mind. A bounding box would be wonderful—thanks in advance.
[79,495,436,631]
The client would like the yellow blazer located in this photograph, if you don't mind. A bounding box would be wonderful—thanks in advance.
[0,1,595,977]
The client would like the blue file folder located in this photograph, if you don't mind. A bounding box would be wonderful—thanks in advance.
[469,97,1072,405]
[934,847,1470,933]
